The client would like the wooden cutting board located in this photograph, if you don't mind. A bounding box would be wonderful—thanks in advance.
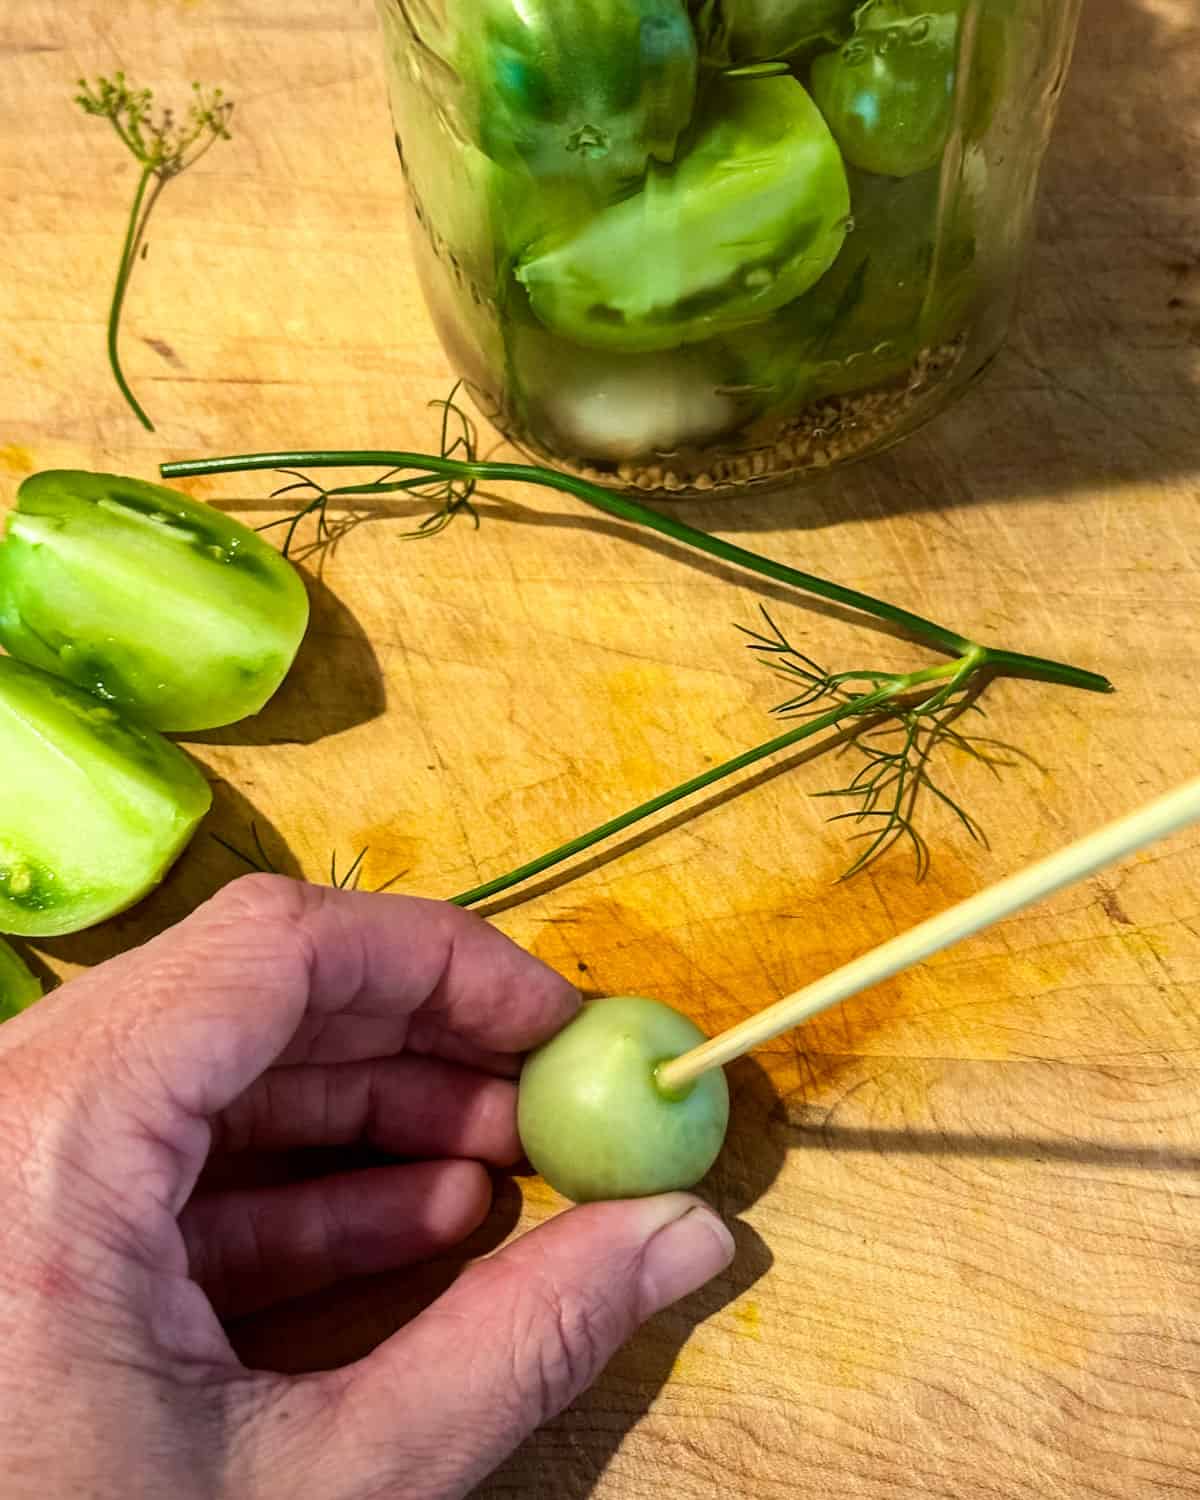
[3,1,1200,1494]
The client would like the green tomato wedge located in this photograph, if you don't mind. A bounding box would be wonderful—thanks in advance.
[0,657,212,937]
[692,0,856,64]
[518,995,730,1203]
[516,75,851,354]
[0,936,41,1021]
[460,0,699,196]
[0,471,309,733]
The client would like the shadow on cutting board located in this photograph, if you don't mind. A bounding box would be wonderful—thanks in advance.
[30,771,302,970]
[181,569,386,749]
[798,1124,1200,1172]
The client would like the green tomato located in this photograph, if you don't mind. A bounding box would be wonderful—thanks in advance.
[517,75,851,354]
[0,471,309,732]
[0,937,41,1022]
[692,0,856,64]
[0,657,212,938]
[809,0,1006,180]
[518,995,730,1204]
[735,161,978,407]
[460,0,699,195]
[810,2,959,178]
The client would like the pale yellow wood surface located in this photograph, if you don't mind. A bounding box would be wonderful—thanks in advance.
[3,1,1200,1495]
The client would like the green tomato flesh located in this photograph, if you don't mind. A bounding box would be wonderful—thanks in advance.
[517,76,850,353]
[0,471,309,732]
[0,657,212,937]
[463,0,699,195]
[518,995,730,1204]
[0,936,41,1021]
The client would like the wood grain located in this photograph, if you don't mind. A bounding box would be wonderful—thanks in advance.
[3,0,1200,1495]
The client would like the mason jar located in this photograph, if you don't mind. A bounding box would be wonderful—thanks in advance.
[377,1,1083,494]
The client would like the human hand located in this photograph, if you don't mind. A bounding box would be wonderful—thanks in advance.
[0,876,734,1498]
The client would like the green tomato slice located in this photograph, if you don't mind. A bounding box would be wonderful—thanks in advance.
[516,75,851,353]
[0,657,212,937]
[518,995,730,1203]
[0,471,309,732]
[0,936,41,1021]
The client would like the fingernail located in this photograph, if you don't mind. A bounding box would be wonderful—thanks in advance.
[638,1202,736,1318]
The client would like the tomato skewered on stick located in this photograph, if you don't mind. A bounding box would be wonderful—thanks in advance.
[519,776,1200,1203]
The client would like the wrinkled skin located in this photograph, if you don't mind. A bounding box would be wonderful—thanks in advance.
[0,879,734,1498]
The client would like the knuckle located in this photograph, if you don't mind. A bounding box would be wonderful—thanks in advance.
[515,1276,625,1424]
[212,871,319,926]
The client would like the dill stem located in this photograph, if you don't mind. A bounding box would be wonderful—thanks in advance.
[109,164,157,432]
[447,667,971,908]
[160,448,1112,696]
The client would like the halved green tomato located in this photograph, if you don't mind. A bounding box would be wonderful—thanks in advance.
[0,471,309,733]
[516,75,851,353]
[0,936,41,1021]
[0,657,212,937]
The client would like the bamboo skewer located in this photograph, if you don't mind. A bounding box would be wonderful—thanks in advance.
[656,776,1200,1095]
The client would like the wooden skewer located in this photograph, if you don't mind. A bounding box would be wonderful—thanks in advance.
[656,775,1200,1095]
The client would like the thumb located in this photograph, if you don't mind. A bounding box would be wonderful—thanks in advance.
[316,1194,734,1500]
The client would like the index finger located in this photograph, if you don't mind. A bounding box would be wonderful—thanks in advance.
[7,875,577,1195]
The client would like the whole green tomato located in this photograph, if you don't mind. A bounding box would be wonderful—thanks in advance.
[809,1,959,178]
[0,471,309,732]
[459,0,699,195]
[692,0,856,64]
[0,936,41,1021]
[0,657,211,938]
[518,995,730,1204]
[517,75,851,353]
[809,0,1008,179]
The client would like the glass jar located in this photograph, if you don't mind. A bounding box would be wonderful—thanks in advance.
[377,0,1082,494]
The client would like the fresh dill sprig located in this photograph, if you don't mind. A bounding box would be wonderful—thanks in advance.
[75,73,234,431]
[739,607,1003,878]
[211,821,278,875]
[212,824,403,893]
[259,385,480,559]
[163,396,1113,899]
